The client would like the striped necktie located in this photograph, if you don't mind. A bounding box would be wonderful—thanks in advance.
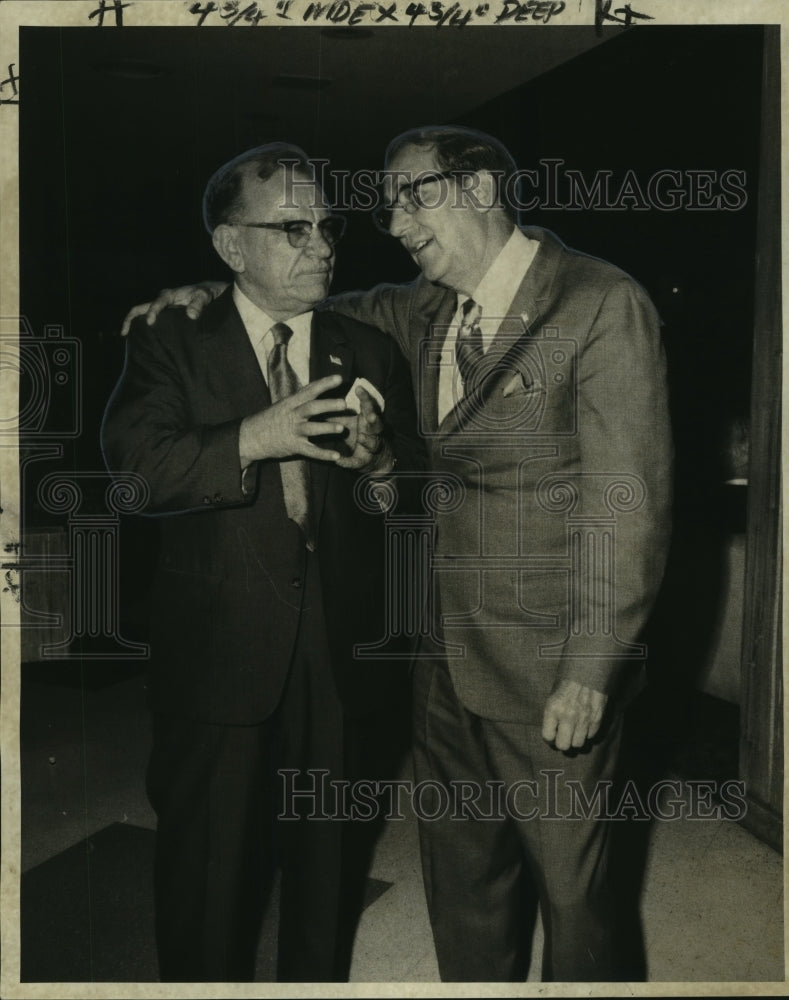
[455,298,484,391]
[267,322,314,551]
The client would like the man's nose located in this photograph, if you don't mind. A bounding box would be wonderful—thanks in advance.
[388,205,412,240]
[305,225,333,258]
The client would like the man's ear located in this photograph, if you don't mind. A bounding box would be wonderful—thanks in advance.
[212,224,245,273]
[459,170,499,213]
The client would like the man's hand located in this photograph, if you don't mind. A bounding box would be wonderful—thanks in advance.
[335,385,394,473]
[239,375,348,466]
[120,281,229,337]
[541,679,608,752]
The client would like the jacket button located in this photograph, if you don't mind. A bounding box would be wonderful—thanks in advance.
[291,577,302,589]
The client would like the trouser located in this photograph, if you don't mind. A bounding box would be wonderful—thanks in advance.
[412,652,625,983]
[146,553,385,983]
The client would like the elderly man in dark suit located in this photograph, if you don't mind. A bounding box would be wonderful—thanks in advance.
[102,143,423,983]
[121,125,673,982]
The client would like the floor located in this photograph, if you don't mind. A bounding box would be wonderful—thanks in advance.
[14,661,786,987]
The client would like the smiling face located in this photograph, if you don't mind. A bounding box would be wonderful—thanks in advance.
[384,143,491,297]
[226,165,334,320]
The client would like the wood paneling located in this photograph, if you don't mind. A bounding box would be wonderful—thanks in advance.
[739,26,783,853]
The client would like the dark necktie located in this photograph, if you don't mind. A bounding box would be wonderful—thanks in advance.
[455,298,484,390]
[267,322,314,551]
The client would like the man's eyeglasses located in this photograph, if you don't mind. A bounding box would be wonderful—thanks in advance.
[372,171,459,234]
[235,215,347,248]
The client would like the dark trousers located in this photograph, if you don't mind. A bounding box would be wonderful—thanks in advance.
[146,554,381,983]
[412,653,624,983]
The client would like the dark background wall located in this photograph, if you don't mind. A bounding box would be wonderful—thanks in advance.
[19,26,764,669]
[20,25,762,502]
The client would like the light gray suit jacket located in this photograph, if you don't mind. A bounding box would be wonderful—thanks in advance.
[328,226,673,724]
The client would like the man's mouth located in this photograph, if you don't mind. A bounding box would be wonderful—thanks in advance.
[409,238,432,255]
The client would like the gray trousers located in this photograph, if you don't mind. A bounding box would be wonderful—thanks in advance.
[412,653,625,982]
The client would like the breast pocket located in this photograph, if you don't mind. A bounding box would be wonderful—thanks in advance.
[493,356,579,436]
[482,367,548,433]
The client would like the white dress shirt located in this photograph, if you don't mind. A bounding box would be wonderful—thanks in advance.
[234,284,314,486]
[437,228,540,424]
[233,283,312,387]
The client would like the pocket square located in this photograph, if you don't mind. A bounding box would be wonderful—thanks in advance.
[502,371,537,398]
[329,354,343,366]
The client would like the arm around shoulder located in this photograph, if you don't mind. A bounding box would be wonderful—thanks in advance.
[323,281,419,361]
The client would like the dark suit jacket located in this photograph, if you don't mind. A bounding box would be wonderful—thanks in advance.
[101,288,424,725]
[326,226,674,724]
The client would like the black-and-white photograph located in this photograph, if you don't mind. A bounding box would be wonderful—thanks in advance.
[0,0,784,993]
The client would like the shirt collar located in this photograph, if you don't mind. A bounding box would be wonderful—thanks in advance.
[232,283,313,346]
[459,227,539,321]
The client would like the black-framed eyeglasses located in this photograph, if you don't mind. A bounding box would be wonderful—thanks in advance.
[372,171,459,234]
[235,215,347,248]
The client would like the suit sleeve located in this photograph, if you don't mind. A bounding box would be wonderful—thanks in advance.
[377,331,428,477]
[323,283,416,361]
[101,320,250,515]
[557,277,674,694]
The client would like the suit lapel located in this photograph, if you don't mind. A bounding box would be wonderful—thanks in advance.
[421,288,458,436]
[309,312,355,530]
[310,311,354,385]
[485,226,564,351]
[438,227,564,437]
[201,288,272,415]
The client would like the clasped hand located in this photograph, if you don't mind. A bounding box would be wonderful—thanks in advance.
[239,375,389,473]
[334,385,392,472]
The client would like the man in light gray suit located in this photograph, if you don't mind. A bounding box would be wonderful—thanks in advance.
[122,125,673,982]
